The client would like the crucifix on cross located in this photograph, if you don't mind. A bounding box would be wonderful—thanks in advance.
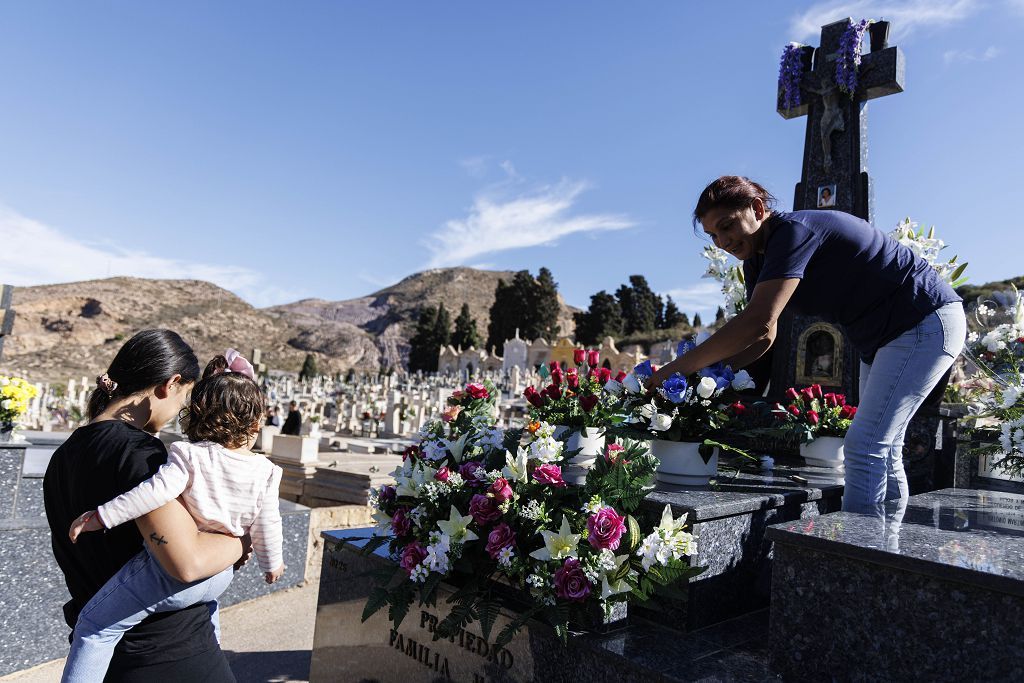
[777,18,905,224]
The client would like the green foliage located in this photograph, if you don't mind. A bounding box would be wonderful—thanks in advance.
[616,275,662,335]
[486,268,561,354]
[451,302,481,350]
[408,305,443,372]
[574,290,624,346]
[692,312,703,328]
[299,353,318,380]
[662,296,684,329]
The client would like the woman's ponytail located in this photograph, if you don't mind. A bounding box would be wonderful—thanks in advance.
[86,329,201,420]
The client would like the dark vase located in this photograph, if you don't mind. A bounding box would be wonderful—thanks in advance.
[869,21,890,52]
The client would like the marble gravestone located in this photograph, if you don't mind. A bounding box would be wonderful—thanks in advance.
[0,284,14,364]
[770,18,904,403]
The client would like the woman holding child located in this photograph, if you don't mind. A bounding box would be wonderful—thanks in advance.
[45,330,284,681]
[648,176,966,517]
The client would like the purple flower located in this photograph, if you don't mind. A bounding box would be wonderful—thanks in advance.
[778,43,806,110]
[459,461,486,486]
[587,507,627,551]
[391,508,412,537]
[469,493,502,526]
[553,558,591,602]
[836,19,870,98]
[486,523,516,560]
[400,542,427,575]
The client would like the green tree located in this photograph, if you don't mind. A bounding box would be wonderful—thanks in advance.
[715,306,727,325]
[617,275,660,335]
[433,302,452,348]
[408,305,440,372]
[679,312,690,327]
[574,291,624,346]
[451,303,481,350]
[693,312,703,328]
[299,353,318,381]
[533,267,562,341]
[662,296,684,328]
[486,268,562,354]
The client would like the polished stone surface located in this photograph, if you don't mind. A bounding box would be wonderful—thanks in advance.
[767,488,1024,595]
[312,530,779,682]
[0,445,26,519]
[768,488,1024,681]
[15,476,46,518]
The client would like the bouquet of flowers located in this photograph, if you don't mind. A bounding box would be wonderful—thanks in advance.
[889,218,968,288]
[966,286,1023,375]
[0,376,38,435]
[523,350,618,435]
[702,246,746,320]
[770,384,857,443]
[610,344,755,447]
[346,383,703,651]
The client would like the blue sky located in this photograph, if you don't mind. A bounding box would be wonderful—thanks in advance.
[0,1,1021,319]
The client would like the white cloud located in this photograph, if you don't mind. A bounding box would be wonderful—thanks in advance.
[790,0,979,41]
[662,282,723,322]
[0,204,298,307]
[943,45,1000,64]
[425,178,635,268]
[458,156,490,178]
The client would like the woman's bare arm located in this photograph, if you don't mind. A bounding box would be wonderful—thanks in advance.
[649,278,799,386]
[134,498,244,583]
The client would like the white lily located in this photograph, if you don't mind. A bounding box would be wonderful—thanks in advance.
[395,461,437,498]
[371,510,393,535]
[502,447,530,483]
[443,432,472,463]
[622,373,642,394]
[437,505,478,544]
[529,516,581,561]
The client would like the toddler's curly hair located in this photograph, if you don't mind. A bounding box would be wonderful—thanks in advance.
[183,355,266,449]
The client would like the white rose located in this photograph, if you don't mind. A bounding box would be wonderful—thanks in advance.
[604,380,623,396]
[0,399,11,410]
[650,413,673,431]
[622,373,642,394]
[696,376,718,399]
[731,370,755,391]
[638,402,656,419]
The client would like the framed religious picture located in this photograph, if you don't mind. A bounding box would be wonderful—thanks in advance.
[795,322,844,387]
[817,184,836,208]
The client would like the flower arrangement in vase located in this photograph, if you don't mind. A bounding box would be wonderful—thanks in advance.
[771,384,857,468]
[345,379,704,652]
[0,376,38,442]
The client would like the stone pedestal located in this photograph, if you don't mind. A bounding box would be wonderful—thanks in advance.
[0,444,27,519]
[255,425,280,453]
[271,435,320,464]
[767,488,1024,681]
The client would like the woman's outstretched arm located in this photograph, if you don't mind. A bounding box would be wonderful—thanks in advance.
[649,278,800,387]
[134,497,246,583]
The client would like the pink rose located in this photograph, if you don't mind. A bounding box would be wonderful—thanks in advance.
[469,493,502,525]
[553,558,591,602]
[533,463,565,488]
[486,522,516,560]
[489,477,512,503]
[466,383,490,399]
[391,508,412,537]
[400,542,427,575]
[587,507,627,550]
[435,467,450,483]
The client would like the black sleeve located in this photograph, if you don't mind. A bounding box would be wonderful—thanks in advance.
[115,437,170,494]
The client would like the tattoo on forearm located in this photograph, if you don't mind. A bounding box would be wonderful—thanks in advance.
[149,532,168,546]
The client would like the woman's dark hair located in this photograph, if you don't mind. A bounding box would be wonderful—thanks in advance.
[183,356,266,449]
[87,329,201,420]
[693,175,777,229]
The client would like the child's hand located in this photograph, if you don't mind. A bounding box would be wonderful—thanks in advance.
[69,510,104,543]
[264,564,285,585]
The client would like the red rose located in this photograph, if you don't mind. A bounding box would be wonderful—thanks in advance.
[485,522,516,560]
[545,384,562,400]
[800,387,815,403]
[466,383,490,399]
[834,394,847,406]
[533,463,565,487]
[469,493,502,525]
[806,409,820,425]
[524,385,545,408]
[580,394,599,413]
[785,387,800,400]
[840,405,858,420]
[587,350,600,367]
[551,366,564,386]
[573,348,586,365]
[730,401,747,415]
[811,384,824,399]
[402,445,419,461]
[598,367,612,384]
[823,393,838,408]
[489,477,513,503]
[435,467,450,483]
[566,368,580,390]
[787,404,801,417]
[400,542,427,575]
[391,508,412,537]
[553,558,591,602]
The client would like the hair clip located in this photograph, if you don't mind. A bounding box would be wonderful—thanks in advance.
[96,373,118,397]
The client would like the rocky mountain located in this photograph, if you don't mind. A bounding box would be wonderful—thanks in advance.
[0,268,578,383]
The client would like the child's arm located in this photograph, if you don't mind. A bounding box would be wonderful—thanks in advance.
[135,497,246,583]
[251,466,285,584]
[69,444,192,542]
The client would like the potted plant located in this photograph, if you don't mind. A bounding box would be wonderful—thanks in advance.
[308,414,322,439]
[772,384,857,468]
[0,376,38,443]
[610,355,755,486]
[522,349,619,484]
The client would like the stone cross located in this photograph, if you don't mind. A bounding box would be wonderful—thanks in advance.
[0,284,14,363]
[778,18,904,224]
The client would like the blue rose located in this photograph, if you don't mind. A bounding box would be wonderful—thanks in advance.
[676,339,696,358]
[633,360,654,379]
[660,373,688,404]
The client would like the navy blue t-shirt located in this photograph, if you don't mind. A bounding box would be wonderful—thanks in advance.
[743,210,961,362]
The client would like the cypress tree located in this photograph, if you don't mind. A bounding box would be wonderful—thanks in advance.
[299,353,318,380]
[663,296,684,328]
[693,312,703,328]
[534,267,562,341]
[408,305,439,372]
[574,291,624,345]
[451,303,481,350]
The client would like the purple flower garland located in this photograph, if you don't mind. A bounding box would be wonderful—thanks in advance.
[778,43,805,110]
[836,19,870,98]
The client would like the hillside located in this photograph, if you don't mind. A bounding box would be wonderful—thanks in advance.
[0,268,579,383]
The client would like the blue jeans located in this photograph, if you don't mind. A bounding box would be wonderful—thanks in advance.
[842,302,966,516]
[61,549,233,683]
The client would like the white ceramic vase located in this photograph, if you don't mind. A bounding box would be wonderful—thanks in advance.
[651,440,718,486]
[553,425,606,484]
[800,436,845,469]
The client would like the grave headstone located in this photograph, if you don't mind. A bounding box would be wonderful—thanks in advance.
[0,284,15,363]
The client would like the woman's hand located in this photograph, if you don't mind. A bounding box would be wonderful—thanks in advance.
[69,510,105,543]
